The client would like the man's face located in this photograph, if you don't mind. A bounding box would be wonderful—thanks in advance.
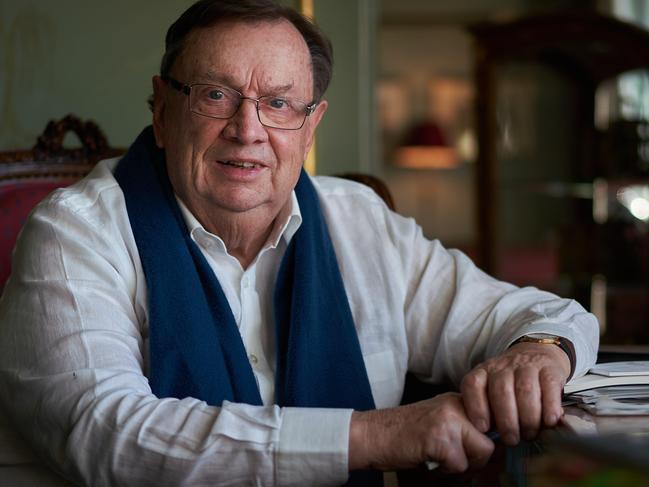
[152,19,327,221]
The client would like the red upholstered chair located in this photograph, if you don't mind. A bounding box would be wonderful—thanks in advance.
[0,114,123,288]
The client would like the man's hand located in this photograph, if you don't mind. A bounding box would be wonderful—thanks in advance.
[348,393,495,473]
[460,342,571,445]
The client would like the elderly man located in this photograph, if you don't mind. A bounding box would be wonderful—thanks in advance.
[0,0,598,486]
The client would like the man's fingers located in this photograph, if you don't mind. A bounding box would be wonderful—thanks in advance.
[431,438,469,473]
[460,342,573,448]
[539,366,565,426]
[486,369,520,445]
[514,367,542,440]
[463,427,496,470]
[351,393,497,472]
[430,417,495,473]
[460,368,490,433]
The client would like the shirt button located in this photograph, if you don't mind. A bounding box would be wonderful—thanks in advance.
[249,354,258,365]
[242,276,250,288]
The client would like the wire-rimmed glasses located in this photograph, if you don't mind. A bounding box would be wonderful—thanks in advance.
[163,76,317,130]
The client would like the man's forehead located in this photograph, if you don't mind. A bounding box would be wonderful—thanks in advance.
[203,69,296,93]
[177,19,312,89]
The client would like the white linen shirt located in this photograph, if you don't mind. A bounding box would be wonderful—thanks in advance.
[0,158,599,486]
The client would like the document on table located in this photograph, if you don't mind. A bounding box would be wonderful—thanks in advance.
[564,360,649,415]
[589,361,649,377]
[564,361,649,394]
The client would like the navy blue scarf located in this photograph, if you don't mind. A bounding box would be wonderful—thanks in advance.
[114,127,381,485]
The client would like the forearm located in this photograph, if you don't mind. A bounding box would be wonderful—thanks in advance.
[68,395,279,486]
[2,361,271,484]
[2,366,352,486]
[403,245,598,384]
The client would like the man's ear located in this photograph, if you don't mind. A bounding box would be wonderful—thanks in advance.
[151,75,167,148]
[303,100,328,161]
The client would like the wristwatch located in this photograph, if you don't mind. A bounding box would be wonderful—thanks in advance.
[515,333,562,346]
[512,333,575,378]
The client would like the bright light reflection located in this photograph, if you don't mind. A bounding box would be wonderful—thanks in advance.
[617,185,649,222]
[630,197,649,221]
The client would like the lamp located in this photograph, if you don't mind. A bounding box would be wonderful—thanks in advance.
[395,121,459,169]
[617,184,649,222]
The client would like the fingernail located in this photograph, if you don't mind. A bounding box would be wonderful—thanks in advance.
[545,413,558,425]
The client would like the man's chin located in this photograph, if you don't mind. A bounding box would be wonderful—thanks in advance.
[211,194,271,215]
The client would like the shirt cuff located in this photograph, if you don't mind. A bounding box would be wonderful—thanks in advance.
[277,407,352,487]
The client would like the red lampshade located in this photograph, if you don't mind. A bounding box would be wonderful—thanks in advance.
[403,121,448,146]
[395,121,459,169]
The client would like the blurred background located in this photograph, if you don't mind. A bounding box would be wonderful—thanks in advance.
[2,0,649,345]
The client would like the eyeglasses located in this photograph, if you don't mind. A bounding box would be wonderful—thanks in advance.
[162,76,317,130]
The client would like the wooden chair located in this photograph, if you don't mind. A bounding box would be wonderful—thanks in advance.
[336,172,396,211]
[0,114,123,287]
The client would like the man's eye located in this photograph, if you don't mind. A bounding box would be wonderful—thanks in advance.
[207,90,225,100]
[268,98,288,109]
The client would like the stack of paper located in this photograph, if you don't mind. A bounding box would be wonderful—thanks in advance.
[568,385,649,415]
[590,361,649,377]
[564,361,649,416]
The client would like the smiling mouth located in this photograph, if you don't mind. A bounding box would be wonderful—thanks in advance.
[218,160,261,169]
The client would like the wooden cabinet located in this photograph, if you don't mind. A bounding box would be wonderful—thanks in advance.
[469,12,649,343]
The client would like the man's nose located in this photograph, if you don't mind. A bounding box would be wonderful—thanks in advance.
[223,98,268,144]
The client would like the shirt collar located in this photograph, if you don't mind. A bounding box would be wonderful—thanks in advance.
[271,190,302,247]
[175,191,303,253]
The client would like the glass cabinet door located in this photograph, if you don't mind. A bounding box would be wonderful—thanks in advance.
[470,13,649,344]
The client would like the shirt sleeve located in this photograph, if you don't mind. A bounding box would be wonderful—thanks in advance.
[0,185,350,487]
[381,205,600,386]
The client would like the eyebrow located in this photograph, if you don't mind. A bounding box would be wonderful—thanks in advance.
[202,70,296,96]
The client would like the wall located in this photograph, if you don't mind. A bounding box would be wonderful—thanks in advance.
[0,0,192,150]
[0,0,375,179]
[313,0,378,175]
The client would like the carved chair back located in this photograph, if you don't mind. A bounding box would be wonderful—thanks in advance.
[0,115,123,287]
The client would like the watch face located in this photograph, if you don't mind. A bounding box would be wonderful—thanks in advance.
[526,333,560,340]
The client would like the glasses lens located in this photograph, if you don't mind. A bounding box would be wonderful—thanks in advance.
[189,84,309,130]
[190,84,239,119]
[258,97,307,130]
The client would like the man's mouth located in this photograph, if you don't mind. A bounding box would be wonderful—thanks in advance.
[218,160,261,169]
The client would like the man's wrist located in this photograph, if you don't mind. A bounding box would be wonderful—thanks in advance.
[348,411,370,471]
[512,334,576,379]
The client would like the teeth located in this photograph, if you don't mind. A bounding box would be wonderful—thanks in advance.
[222,160,257,168]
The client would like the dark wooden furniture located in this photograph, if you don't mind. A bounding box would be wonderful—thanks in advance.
[468,12,649,343]
[336,172,397,211]
[0,114,122,287]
